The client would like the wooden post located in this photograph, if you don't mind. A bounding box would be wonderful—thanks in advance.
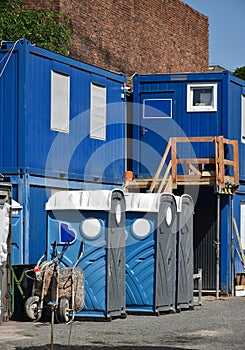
[171,138,177,189]
[233,140,239,183]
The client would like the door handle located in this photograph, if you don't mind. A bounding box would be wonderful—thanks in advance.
[141,127,148,136]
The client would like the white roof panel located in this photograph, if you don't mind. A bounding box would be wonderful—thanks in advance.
[46,190,121,211]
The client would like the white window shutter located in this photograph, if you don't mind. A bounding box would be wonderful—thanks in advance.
[51,71,70,133]
[90,83,106,140]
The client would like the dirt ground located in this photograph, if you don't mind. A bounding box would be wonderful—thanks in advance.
[1,296,245,350]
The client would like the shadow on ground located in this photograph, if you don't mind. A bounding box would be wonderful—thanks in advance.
[17,346,191,350]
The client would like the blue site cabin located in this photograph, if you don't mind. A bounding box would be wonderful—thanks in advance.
[0,39,126,264]
[131,71,245,294]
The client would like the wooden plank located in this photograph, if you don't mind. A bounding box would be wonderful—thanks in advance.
[149,140,171,192]
[219,136,225,187]
[176,158,215,165]
[171,139,177,188]
[158,161,172,193]
[174,136,216,143]
[188,164,202,176]
[233,140,239,183]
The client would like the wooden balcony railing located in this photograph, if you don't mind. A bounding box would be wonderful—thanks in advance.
[125,136,239,194]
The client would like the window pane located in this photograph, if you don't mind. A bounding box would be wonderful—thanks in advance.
[193,88,213,106]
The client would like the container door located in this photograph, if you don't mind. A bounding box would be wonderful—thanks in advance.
[139,92,177,176]
[155,194,177,312]
[107,190,126,317]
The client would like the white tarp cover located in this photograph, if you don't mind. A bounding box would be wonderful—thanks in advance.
[46,190,122,211]
[0,203,10,265]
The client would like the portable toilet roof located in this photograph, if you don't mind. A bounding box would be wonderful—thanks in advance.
[12,200,22,210]
[125,193,162,212]
[46,189,124,211]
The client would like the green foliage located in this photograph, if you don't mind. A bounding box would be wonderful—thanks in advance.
[233,66,245,82]
[0,0,73,55]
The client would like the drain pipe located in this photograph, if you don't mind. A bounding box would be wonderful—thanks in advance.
[231,195,235,296]
[216,193,221,299]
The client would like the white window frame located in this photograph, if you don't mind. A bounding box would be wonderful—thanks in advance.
[51,70,70,133]
[241,94,245,143]
[90,83,106,141]
[143,99,172,119]
[187,83,217,112]
[241,202,245,250]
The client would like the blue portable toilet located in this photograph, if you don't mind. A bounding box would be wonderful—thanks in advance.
[176,194,194,311]
[46,189,126,320]
[125,192,177,314]
[11,200,23,265]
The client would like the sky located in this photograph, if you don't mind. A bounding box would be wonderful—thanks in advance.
[182,0,245,71]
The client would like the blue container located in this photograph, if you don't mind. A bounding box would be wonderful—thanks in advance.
[132,72,245,180]
[125,192,177,314]
[46,189,126,319]
[0,39,126,183]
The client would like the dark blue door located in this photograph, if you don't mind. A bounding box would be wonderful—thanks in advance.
[139,92,177,176]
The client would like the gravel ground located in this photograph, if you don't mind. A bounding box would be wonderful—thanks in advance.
[1,296,245,350]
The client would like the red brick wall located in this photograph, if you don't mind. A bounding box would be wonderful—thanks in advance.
[23,0,209,76]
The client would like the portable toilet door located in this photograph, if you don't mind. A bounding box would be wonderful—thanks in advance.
[176,194,194,311]
[11,200,23,265]
[155,193,178,313]
[125,192,177,314]
[46,189,126,320]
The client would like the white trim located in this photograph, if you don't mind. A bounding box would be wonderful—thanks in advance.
[187,83,217,112]
[143,98,172,119]
[50,71,70,133]
[241,94,245,143]
[90,83,106,140]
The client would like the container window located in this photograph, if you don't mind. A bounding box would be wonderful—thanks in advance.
[241,202,245,249]
[51,71,70,133]
[90,83,106,140]
[143,99,172,118]
[187,83,217,112]
[242,95,245,143]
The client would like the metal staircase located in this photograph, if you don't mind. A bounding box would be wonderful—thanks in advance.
[125,136,239,194]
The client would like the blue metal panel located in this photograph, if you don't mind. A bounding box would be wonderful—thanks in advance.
[0,47,18,170]
[220,195,231,294]
[233,186,245,275]
[226,74,245,180]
